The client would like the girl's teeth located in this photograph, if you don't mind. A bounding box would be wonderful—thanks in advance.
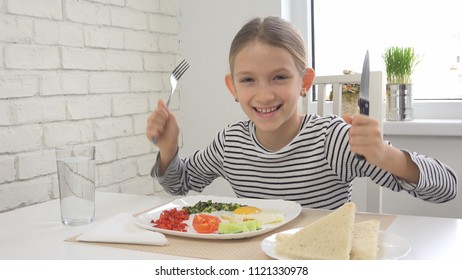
[257,106,278,113]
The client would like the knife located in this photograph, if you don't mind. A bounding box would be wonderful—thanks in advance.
[356,51,370,160]
[359,50,370,116]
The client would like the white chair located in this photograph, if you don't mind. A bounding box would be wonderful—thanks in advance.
[301,71,385,213]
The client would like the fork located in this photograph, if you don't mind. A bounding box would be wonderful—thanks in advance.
[165,59,190,107]
[152,59,190,144]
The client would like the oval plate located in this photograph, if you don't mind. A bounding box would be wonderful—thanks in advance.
[134,195,302,240]
[261,228,411,260]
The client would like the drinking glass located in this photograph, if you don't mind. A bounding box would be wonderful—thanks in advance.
[55,145,96,226]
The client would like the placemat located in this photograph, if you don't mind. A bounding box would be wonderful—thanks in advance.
[67,208,396,260]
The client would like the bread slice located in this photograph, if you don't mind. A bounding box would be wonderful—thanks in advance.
[350,220,380,260]
[274,202,356,260]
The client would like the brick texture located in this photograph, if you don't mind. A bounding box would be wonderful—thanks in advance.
[0,0,179,213]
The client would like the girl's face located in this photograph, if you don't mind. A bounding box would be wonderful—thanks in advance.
[226,41,312,141]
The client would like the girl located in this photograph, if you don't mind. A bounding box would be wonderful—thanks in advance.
[146,16,457,209]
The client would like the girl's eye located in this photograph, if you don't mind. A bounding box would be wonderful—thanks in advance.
[274,75,288,81]
[240,77,254,83]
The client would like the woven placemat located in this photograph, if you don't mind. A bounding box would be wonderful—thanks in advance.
[67,208,396,260]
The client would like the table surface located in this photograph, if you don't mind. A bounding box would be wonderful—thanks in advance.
[1,192,461,260]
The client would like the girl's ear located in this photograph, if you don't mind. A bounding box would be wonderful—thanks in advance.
[225,74,238,100]
[302,68,315,90]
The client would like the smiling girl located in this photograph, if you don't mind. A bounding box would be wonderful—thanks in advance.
[146,16,457,209]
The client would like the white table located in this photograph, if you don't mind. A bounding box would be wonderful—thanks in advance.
[1,192,461,260]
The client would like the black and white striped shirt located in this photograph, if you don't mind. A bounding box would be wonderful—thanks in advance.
[152,114,457,209]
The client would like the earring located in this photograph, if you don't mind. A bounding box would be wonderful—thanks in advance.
[300,90,306,97]
[235,98,239,103]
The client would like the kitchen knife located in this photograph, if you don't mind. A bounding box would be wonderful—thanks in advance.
[356,51,370,160]
[359,50,370,115]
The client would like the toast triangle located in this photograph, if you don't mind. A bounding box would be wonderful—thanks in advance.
[274,202,356,260]
[350,220,380,260]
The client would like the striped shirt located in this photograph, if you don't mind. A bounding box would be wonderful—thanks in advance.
[152,114,457,209]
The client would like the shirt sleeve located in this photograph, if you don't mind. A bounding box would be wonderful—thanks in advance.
[150,129,226,195]
[395,150,458,202]
[325,116,458,203]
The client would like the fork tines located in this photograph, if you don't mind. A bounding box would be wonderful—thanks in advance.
[173,59,190,80]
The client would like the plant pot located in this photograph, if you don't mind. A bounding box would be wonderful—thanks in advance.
[342,92,359,115]
[386,84,413,121]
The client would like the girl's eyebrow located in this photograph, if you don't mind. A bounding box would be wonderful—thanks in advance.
[234,70,253,77]
[235,67,292,77]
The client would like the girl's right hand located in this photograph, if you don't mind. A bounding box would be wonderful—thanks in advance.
[146,100,179,167]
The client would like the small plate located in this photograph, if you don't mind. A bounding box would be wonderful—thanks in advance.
[261,228,411,260]
[134,195,302,240]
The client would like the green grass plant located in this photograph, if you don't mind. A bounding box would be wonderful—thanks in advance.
[383,47,421,84]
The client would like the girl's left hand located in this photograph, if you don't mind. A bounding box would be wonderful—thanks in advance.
[342,114,387,165]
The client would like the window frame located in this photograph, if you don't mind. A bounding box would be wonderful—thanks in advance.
[309,0,462,120]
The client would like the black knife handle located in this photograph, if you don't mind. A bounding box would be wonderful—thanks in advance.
[358,98,369,115]
[356,98,369,161]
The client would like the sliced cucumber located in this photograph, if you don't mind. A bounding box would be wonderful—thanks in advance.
[218,220,262,234]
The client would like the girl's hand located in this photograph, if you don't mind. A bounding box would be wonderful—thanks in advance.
[343,114,420,183]
[343,114,387,165]
[146,100,179,170]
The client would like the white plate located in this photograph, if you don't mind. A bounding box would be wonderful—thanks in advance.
[261,228,411,260]
[134,195,302,240]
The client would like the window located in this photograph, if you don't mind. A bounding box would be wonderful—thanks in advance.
[312,0,462,100]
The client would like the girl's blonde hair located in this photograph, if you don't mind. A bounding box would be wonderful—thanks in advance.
[228,16,307,76]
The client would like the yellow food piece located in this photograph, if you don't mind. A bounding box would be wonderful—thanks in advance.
[273,202,380,260]
[350,220,380,260]
[233,206,261,215]
[274,202,356,260]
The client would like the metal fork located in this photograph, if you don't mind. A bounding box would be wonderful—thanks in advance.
[165,59,190,107]
[152,59,190,144]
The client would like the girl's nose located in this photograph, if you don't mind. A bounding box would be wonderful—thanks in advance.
[255,83,275,102]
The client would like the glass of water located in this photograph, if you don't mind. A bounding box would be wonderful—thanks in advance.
[55,145,96,226]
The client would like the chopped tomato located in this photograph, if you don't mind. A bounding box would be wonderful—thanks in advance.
[192,214,221,234]
[151,208,190,232]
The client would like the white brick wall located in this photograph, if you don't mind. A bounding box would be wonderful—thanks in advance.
[0,0,179,212]
[0,74,38,98]
[7,0,63,20]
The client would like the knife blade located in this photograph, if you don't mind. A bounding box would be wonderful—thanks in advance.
[356,51,370,160]
[359,50,370,115]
